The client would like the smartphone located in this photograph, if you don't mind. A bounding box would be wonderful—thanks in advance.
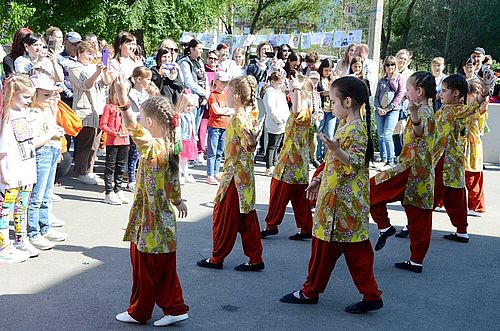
[47,40,56,52]
[163,63,175,70]
[102,48,109,67]
[265,51,275,58]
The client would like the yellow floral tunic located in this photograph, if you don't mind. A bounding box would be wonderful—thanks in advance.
[123,124,181,254]
[375,104,436,209]
[463,111,488,172]
[433,103,478,188]
[214,110,256,214]
[313,120,370,243]
[273,108,314,184]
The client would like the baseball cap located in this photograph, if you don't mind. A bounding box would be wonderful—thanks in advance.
[472,47,485,55]
[215,71,230,82]
[65,31,82,44]
[179,35,193,45]
[31,74,63,92]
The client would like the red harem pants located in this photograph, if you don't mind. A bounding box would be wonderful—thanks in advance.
[265,178,313,233]
[434,156,468,233]
[370,169,433,264]
[465,171,485,212]
[128,243,189,323]
[210,180,263,265]
[302,238,382,301]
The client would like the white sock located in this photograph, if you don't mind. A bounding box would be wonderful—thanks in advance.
[409,260,422,266]
[402,225,408,231]
[456,232,469,239]
[179,158,189,178]
[380,226,391,233]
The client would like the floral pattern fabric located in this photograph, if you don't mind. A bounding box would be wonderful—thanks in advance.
[463,111,487,172]
[214,110,256,214]
[313,120,370,243]
[375,105,436,209]
[433,103,478,189]
[272,108,314,184]
[123,124,182,254]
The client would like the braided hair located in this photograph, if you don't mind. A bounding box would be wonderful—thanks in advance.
[331,76,374,165]
[141,96,179,172]
[410,71,437,111]
[228,75,258,125]
[443,74,469,105]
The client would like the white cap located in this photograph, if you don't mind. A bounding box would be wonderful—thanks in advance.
[179,35,194,44]
[31,74,63,92]
[215,71,230,82]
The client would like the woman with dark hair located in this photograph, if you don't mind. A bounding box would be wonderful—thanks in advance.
[178,39,210,163]
[2,27,33,76]
[109,31,143,79]
[151,48,184,105]
[284,52,302,79]
[216,43,240,79]
[205,50,220,87]
[246,41,274,84]
[315,58,336,162]
[460,57,478,81]
[277,44,293,61]
[14,33,64,82]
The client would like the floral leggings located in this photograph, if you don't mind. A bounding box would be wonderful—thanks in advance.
[0,186,31,249]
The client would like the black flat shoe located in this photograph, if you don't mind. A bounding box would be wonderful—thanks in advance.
[375,226,396,251]
[261,228,278,238]
[395,229,409,238]
[197,259,223,270]
[443,233,469,243]
[394,260,423,273]
[234,262,265,271]
[345,299,383,314]
[280,291,318,304]
[289,232,312,240]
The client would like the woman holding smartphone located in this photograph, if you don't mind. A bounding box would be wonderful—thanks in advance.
[151,47,184,105]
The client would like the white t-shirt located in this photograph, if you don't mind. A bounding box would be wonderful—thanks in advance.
[0,109,37,189]
[263,86,290,134]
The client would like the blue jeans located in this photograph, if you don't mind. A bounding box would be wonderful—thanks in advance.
[315,112,337,161]
[28,146,60,239]
[206,127,227,176]
[375,110,400,164]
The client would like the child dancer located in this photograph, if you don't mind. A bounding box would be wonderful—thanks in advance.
[433,74,489,244]
[100,81,130,205]
[127,66,152,191]
[176,93,199,184]
[28,74,68,251]
[463,80,488,217]
[261,74,314,240]
[280,76,383,314]
[113,74,189,326]
[206,71,233,185]
[0,75,38,263]
[370,72,437,273]
[197,75,264,271]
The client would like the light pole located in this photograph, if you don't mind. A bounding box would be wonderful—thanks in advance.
[368,0,384,62]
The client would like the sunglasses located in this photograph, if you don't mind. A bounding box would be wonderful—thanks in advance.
[282,49,291,52]
[385,63,396,67]
[170,48,178,53]
[208,57,218,60]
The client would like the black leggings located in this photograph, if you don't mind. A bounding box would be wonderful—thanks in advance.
[265,133,284,168]
[55,151,72,184]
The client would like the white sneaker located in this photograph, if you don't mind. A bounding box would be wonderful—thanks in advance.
[115,311,139,324]
[49,213,66,227]
[435,206,446,212]
[0,244,30,264]
[88,173,104,184]
[153,313,189,327]
[30,236,55,250]
[116,191,129,204]
[185,175,196,183]
[104,192,122,205]
[76,174,98,185]
[180,177,186,185]
[51,193,63,202]
[14,237,41,258]
[127,181,136,192]
[467,209,484,217]
[43,229,68,242]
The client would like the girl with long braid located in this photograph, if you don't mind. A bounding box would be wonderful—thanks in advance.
[113,74,189,327]
[197,75,264,272]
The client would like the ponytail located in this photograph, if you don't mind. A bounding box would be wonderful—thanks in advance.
[364,100,374,165]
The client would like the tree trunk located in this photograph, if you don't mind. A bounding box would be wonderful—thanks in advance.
[401,0,417,48]
[250,0,265,34]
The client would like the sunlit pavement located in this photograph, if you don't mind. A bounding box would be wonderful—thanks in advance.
[1,159,499,330]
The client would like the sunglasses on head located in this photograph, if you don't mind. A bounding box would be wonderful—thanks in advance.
[385,63,396,67]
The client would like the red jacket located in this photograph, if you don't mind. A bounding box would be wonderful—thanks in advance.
[99,104,130,146]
